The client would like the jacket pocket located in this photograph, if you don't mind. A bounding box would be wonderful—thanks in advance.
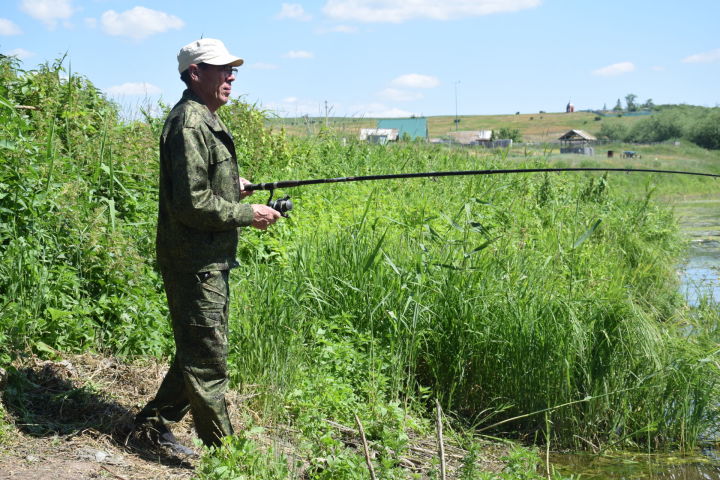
[208,143,240,200]
[209,142,232,165]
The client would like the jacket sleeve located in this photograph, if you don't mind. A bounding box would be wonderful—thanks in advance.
[168,125,254,231]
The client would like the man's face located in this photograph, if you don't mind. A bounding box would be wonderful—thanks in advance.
[190,64,237,112]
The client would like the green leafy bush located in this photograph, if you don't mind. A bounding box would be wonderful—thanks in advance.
[686,108,720,149]
[1,55,718,466]
[196,429,292,480]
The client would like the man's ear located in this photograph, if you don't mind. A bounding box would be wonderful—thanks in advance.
[189,64,201,81]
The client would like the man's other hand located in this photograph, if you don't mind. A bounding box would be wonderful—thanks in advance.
[250,204,281,230]
[239,177,253,199]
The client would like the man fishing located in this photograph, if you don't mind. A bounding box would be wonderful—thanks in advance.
[132,38,280,455]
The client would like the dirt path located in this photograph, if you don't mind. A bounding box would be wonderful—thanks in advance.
[0,354,199,480]
[0,434,195,479]
[0,354,508,479]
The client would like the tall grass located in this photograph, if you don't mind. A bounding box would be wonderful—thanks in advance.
[226,139,720,450]
[0,57,169,358]
[1,55,719,458]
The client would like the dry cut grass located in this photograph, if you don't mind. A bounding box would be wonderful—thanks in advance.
[0,353,509,480]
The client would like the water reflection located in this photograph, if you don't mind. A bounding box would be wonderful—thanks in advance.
[679,240,720,306]
[551,452,720,480]
[675,197,720,306]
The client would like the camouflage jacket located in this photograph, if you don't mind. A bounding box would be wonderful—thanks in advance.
[156,89,254,273]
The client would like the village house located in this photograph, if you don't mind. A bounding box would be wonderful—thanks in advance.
[359,128,399,144]
[447,130,493,146]
[559,129,596,155]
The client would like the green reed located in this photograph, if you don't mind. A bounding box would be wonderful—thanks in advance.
[227,140,720,450]
[1,52,718,456]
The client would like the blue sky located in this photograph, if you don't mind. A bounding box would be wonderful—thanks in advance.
[1,0,718,118]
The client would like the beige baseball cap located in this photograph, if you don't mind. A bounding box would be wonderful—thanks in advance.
[177,38,244,73]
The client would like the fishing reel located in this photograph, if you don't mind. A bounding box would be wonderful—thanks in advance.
[266,189,293,217]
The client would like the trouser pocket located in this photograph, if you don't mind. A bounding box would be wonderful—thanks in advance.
[163,269,230,367]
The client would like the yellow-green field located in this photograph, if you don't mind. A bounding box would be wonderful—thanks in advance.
[428,112,650,141]
[267,111,650,142]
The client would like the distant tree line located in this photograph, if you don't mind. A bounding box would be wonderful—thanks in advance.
[598,104,720,149]
[610,93,655,113]
[493,127,523,142]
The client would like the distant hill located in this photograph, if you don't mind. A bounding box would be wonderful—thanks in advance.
[266,111,651,142]
[425,112,649,142]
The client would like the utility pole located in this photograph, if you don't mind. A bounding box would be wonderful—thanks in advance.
[454,81,461,131]
[324,100,333,129]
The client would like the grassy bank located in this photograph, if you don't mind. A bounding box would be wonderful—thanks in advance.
[2,57,720,478]
[230,138,720,445]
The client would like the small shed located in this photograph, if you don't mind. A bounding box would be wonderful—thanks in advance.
[559,129,596,155]
[447,130,492,145]
[377,117,428,141]
[359,128,399,144]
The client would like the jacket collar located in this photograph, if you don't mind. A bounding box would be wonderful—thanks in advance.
[181,89,225,133]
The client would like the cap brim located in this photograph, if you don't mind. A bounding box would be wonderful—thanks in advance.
[204,54,244,67]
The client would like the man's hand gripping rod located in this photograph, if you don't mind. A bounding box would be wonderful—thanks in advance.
[245,167,720,216]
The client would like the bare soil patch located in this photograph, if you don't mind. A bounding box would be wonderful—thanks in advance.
[0,353,508,479]
[0,354,197,480]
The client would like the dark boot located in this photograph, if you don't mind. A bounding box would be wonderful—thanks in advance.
[155,423,197,456]
[132,419,197,457]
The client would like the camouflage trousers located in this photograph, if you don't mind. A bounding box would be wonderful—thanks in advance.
[135,269,233,447]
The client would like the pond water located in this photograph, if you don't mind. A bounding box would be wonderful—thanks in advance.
[550,196,720,479]
[675,197,720,306]
[550,451,720,479]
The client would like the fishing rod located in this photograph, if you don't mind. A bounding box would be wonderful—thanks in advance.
[244,167,720,216]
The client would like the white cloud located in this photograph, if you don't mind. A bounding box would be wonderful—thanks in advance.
[100,7,184,40]
[277,3,312,21]
[592,61,636,77]
[682,48,720,64]
[20,0,75,28]
[105,82,162,96]
[351,102,413,117]
[249,62,280,70]
[0,18,22,35]
[4,48,34,60]
[317,24,358,33]
[378,88,423,101]
[266,97,413,118]
[266,97,324,116]
[330,24,358,32]
[284,50,314,59]
[323,0,540,23]
[391,73,440,88]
